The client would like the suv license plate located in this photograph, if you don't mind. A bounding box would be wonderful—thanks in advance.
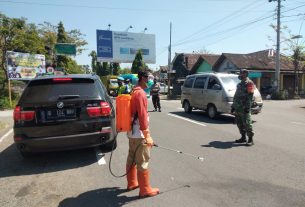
[46,108,76,120]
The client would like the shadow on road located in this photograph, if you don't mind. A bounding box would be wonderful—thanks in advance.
[201,141,246,149]
[58,187,138,207]
[169,111,235,125]
[0,144,97,178]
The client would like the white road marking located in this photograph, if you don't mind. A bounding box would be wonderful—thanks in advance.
[291,122,305,126]
[95,148,107,165]
[168,113,207,127]
[0,129,13,143]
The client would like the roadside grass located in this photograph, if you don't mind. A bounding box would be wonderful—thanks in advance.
[0,121,8,131]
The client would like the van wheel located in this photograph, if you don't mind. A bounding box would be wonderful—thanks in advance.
[183,101,192,113]
[207,105,217,119]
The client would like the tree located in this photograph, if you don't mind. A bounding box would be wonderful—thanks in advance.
[192,48,214,54]
[267,24,305,97]
[88,50,115,76]
[89,50,103,76]
[131,49,147,74]
[38,21,87,68]
[109,62,120,75]
[120,67,131,74]
[56,21,69,68]
[89,51,98,73]
[55,21,86,74]
[0,13,45,87]
[281,30,305,97]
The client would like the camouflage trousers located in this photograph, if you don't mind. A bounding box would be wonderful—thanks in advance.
[235,112,254,138]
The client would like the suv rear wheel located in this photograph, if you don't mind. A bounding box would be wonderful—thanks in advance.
[207,104,217,119]
[183,101,192,113]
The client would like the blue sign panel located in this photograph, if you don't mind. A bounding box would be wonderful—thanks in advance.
[249,72,262,78]
[96,30,113,59]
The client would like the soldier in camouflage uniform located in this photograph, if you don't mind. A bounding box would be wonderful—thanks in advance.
[231,69,255,146]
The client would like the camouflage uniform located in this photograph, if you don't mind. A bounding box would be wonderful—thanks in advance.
[232,76,254,144]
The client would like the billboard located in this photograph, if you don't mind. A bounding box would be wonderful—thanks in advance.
[6,51,46,80]
[96,30,156,63]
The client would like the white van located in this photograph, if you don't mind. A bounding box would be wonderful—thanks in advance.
[181,73,263,119]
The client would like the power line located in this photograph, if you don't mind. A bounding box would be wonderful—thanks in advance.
[171,3,305,48]
[172,0,263,46]
[0,0,267,13]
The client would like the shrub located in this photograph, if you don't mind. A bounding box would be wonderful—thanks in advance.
[271,90,289,100]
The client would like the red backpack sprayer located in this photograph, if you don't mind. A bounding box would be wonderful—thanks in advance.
[108,94,204,178]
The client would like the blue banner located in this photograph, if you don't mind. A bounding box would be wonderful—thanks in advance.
[96,30,113,59]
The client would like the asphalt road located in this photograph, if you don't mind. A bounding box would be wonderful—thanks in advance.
[0,99,305,207]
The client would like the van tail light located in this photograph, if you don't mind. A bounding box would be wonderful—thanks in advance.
[87,101,111,117]
[14,106,35,121]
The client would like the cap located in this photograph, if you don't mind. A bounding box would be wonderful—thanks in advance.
[117,77,124,81]
[240,69,248,76]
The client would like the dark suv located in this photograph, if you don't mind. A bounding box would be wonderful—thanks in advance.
[13,74,117,157]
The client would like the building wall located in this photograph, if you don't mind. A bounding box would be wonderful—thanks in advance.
[196,62,212,73]
[216,59,237,72]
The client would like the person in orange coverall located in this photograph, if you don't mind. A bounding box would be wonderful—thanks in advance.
[126,70,160,198]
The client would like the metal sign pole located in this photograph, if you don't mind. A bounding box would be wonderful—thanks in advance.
[8,79,12,108]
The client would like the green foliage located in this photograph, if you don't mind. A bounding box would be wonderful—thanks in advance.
[0,85,20,109]
[0,13,88,89]
[131,50,148,74]
[109,62,120,75]
[57,21,68,43]
[64,58,84,74]
[88,50,113,76]
[119,68,131,74]
[89,50,98,73]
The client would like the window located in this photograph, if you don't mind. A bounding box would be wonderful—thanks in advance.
[184,77,195,88]
[207,77,221,90]
[193,77,207,89]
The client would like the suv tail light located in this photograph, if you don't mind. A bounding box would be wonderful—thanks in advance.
[14,106,35,121]
[53,78,72,82]
[87,101,111,117]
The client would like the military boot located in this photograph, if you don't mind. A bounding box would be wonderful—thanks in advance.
[246,136,254,146]
[235,134,246,143]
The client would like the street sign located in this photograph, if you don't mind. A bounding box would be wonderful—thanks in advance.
[55,43,76,55]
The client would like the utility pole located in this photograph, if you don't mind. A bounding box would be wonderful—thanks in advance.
[269,0,282,93]
[167,22,172,98]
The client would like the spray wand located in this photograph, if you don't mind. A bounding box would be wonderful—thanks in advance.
[153,144,205,162]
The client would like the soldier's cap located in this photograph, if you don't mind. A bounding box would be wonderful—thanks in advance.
[138,71,149,78]
[240,69,248,75]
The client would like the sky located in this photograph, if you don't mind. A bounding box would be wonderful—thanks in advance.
[1,0,305,71]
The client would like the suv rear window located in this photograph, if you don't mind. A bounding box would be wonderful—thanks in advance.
[20,78,101,104]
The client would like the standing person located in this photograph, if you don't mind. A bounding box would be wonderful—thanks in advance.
[117,77,126,96]
[124,78,132,94]
[231,69,255,146]
[150,79,161,112]
[126,71,160,198]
